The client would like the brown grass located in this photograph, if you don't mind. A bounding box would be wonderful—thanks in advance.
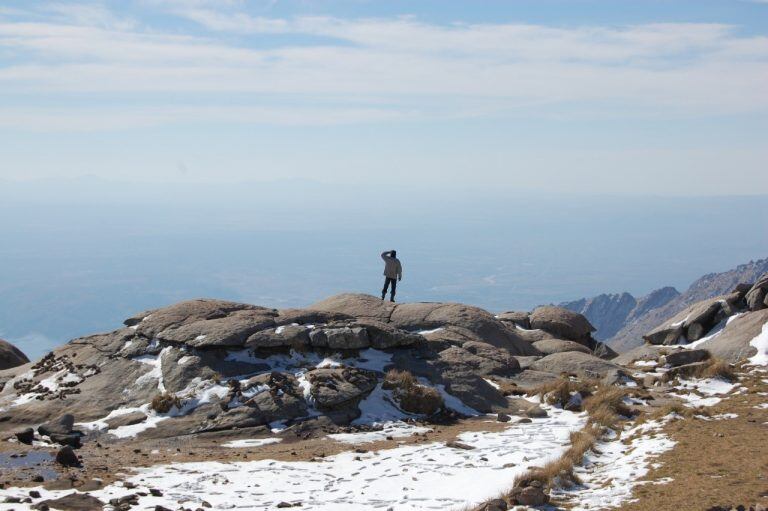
[697,357,737,382]
[383,369,443,415]
[383,369,417,390]
[504,385,629,502]
[151,392,181,414]
[583,386,632,429]
[525,377,597,409]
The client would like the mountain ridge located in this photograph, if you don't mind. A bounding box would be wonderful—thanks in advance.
[561,257,768,352]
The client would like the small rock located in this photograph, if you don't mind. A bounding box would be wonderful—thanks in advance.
[524,405,548,418]
[445,441,475,450]
[496,413,511,423]
[49,433,82,448]
[149,488,163,497]
[38,414,75,437]
[515,486,549,506]
[34,493,103,511]
[55,445,80,467]
[474,498,508,511]
[15,428,35,444]
[29,490,41,499]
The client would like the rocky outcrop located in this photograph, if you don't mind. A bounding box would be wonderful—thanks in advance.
[626,268,768,364]
[311,294,539,356]
[745,272,768,311]
[564,257,768,352]
[531,339,591,356]
[529,306,596,344]
[0,338,29,370]
[307,367,378,412]
[1,294,550,438]
[643,295,733,345]
[701,308,768,363]
[529,352,627,382]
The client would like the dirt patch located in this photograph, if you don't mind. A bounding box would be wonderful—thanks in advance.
[619,370,768,511]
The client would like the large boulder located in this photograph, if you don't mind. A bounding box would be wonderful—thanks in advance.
[307,367,378,412]
[613,344,667,366]
[745,272,768,311]
[37,493,103,511]
[643,296,726,345]
[0,338,29,370]
[435,345,519,378]
[309,293,395,322]
[246,324,311,349]
[701,308,768,363]
[661,349,710,367]
[514,328,557,344]
[395,303,535,354]
[505,369,562,392]
[529,351,626,380]
[131,298,271,338]
[38,414,75,436]
[155,308,277,348]
[529,306,595,343]
[496,311,530,329]
[275,308,353,326]
[309,326,370,350]
[353,319,423,349]
[532,339,591,356]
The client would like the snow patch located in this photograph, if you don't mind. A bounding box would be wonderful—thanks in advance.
[222,438,282,448]
[557,420,676,509]
[748,319,768,366]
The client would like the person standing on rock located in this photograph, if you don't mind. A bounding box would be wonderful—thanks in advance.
[381,250,402,302]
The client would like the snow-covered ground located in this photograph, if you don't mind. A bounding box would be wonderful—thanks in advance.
[671,377,739,408]
[556,420,676,510]
[0,404,586,511]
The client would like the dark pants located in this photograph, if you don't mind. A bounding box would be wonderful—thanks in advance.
[382,277,397,299]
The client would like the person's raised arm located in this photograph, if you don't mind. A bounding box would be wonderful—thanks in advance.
[381,250,390,261]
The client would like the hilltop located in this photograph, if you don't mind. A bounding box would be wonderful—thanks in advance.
[0,279,766,510]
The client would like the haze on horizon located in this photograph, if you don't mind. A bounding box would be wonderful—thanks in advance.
[0,0,767,194]
[2,1,768,359]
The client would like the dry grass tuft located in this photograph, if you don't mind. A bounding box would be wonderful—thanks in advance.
[525,377,597,409]
[151,392,181,414]
[697,358,737,382]
[383,369,417,390]
[583,386,632,429]
[383,369,443,415]
[511,426,601,492]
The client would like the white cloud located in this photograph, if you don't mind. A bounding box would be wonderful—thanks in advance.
[0,4,766,129]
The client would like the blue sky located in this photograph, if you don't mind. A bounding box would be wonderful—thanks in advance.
[1,0,767,193]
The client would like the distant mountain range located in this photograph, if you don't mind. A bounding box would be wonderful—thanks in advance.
[561,257,768,352]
